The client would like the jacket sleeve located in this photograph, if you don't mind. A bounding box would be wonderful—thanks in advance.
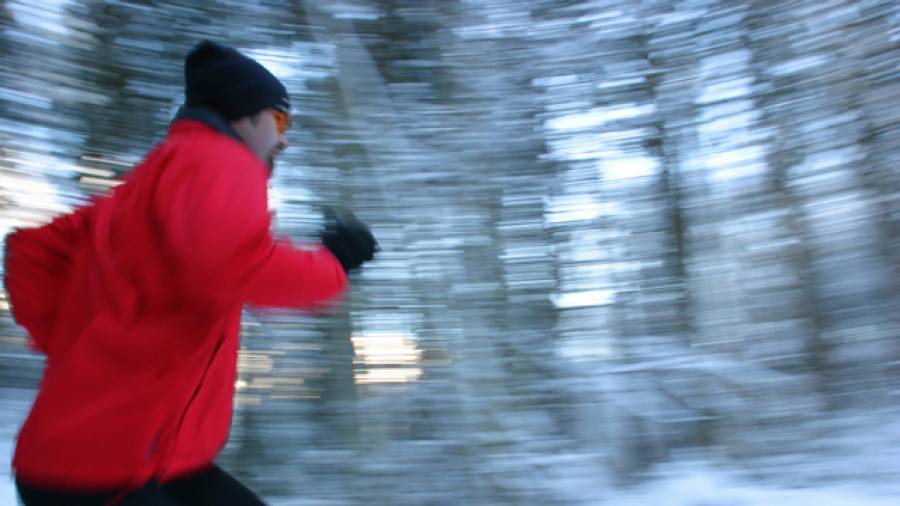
[3,205,92,353]
[156,146,348,309]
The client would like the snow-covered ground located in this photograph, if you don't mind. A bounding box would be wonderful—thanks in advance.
[614,463,900,506]
[1,382,898,506]
[0,388,32,506]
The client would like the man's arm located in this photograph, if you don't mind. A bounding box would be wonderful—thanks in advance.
[3,204,92,352]
[156,145,348,309]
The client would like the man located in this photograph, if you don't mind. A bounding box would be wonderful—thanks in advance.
[4,40,377,505]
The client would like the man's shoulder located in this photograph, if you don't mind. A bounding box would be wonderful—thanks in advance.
[163,121,260,168]
[147,124,266,188]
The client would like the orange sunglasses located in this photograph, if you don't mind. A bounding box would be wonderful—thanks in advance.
[272,109,292,134]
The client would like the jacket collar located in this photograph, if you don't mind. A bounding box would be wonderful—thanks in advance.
[171,105,242,143]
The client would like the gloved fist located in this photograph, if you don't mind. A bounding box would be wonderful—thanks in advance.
[320,208,377,273]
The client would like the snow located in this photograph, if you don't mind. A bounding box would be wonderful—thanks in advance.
[546,104,657,132]
[617,464,900,506]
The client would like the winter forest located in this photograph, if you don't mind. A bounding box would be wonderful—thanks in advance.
[0,0,899,504]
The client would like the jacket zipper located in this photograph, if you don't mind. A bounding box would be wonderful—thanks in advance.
[156,333,226,479]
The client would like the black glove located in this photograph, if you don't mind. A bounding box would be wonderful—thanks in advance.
[320,208,377,273]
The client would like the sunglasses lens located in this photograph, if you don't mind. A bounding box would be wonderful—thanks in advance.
[274,111,290,134]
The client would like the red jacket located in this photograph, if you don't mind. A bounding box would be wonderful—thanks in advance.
[4,114,348,491]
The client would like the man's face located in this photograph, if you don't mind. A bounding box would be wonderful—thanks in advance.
[231,108,289,175]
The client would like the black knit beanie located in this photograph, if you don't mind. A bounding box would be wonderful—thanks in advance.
[184,40,290,120]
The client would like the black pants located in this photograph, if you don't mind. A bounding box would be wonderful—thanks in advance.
[16,465,266,506]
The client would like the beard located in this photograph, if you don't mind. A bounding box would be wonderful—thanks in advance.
[265,147,280,176]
